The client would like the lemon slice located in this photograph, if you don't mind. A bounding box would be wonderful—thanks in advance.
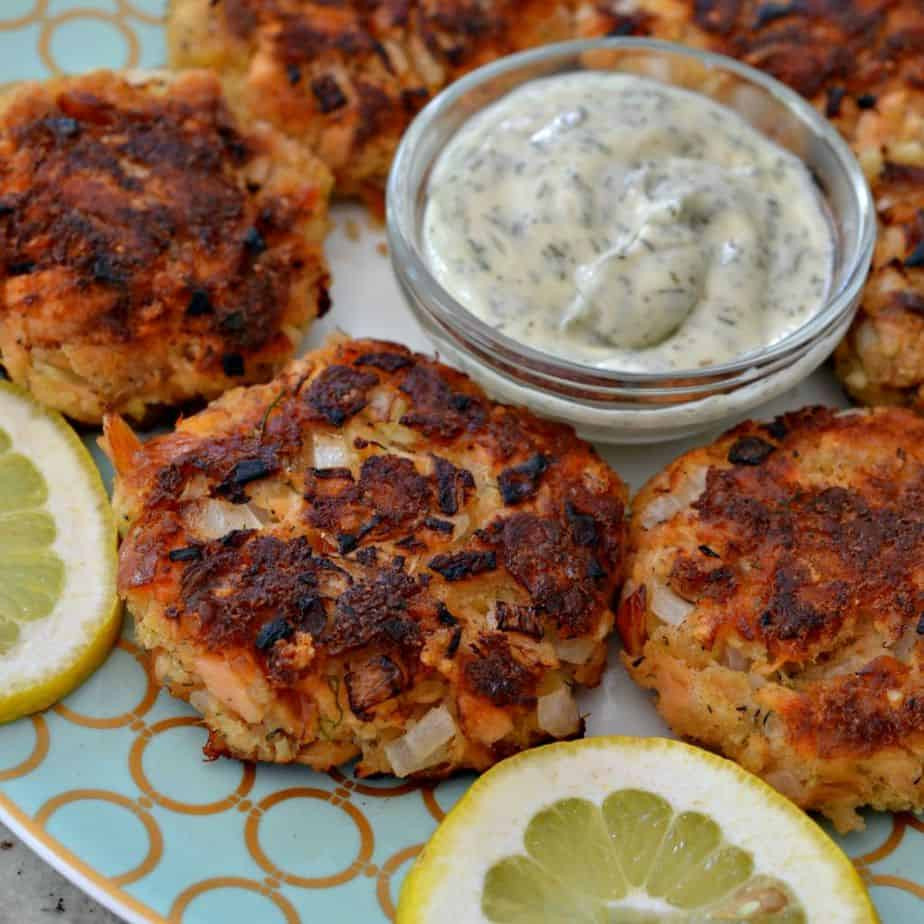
[0,380,119,723]
[398,737,877,924]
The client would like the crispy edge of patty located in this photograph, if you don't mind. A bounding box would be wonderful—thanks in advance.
[619,406,924,831]
[105,334,628,776]
[0,68,332,424]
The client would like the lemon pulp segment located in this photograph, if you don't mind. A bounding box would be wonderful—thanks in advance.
[482,791,804,923]
[0,435,65,650]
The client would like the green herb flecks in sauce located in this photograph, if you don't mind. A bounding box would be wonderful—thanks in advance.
[423,73,833,372]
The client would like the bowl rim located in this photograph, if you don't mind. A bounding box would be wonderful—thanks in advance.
[386,36,876,387]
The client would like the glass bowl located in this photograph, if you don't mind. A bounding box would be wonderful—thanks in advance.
[386,38,875,444]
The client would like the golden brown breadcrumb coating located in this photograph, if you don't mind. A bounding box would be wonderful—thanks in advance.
[104,336,627,778]
[620,406,924,832]
[0,69,331,424]
[169,0,924,405]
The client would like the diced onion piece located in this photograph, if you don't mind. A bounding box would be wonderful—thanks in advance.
[367,388,396,420]
[189,499,262,539]
[649,581,694,627]
[723,646,751,671]
[639,494,682,530]
[179,475,209,501]
[377,423,416,449]
[640,466,707,529]
[381,39,408,74]
[249,483,302,524]
[312,432,349,469]
[537,686,580,738]
[450,513,471,540]
[408,33,444,86]
[124,68,167,88]
[762,712,784,739]
[247,503,276,526]
[385,706,457,778]
[674,465,708,505]
[554,637,596,665]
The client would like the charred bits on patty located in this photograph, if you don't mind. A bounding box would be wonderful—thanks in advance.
[497,453,550,506]
[432,455,475,516]
[311,74,349,114]
[305,365,379,425]
[727,436,777,466]
[464,634,536,707]
[398,364,486,438]
[494,601,543,639]
[354,350,413,372]
[345,655,406,719]
[428,549,497,581]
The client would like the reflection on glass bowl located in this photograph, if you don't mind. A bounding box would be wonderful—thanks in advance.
[387,38,875,444]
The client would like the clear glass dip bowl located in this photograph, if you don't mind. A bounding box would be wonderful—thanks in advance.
[387,38,875,444]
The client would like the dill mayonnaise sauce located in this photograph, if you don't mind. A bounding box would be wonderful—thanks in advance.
[422,72,833,372]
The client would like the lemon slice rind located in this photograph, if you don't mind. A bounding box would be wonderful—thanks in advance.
[398,736,878,924]
[0,380,120,724]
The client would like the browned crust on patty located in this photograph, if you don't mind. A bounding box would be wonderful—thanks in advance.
[621,406,924,830]
[106,335,627,777]
[0,69,331,423]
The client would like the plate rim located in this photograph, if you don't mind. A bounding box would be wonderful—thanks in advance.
[0,791,161,924]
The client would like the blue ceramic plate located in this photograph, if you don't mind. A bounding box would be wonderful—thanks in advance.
[0,4,921,922]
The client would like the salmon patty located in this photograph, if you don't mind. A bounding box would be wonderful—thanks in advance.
[620,407,924,832]
[0,69,331,424]
[104,336,627,778]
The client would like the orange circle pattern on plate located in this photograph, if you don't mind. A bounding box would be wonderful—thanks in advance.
[245,787,374,889]
[328,766,422,799]
[376,844,422,922]
[35,789,163,886]
[53,640,158,729]
[129,716,256,815]
[0,715,49,781]
[0,1,47,30]
[853,814,908,868]
[116,0,165,25]
[38,9,140,74]
[867,874,924,901]
[421,786,445,823]
[168,877,299,924]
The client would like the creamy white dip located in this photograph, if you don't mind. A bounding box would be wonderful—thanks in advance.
[422,72,834,372]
